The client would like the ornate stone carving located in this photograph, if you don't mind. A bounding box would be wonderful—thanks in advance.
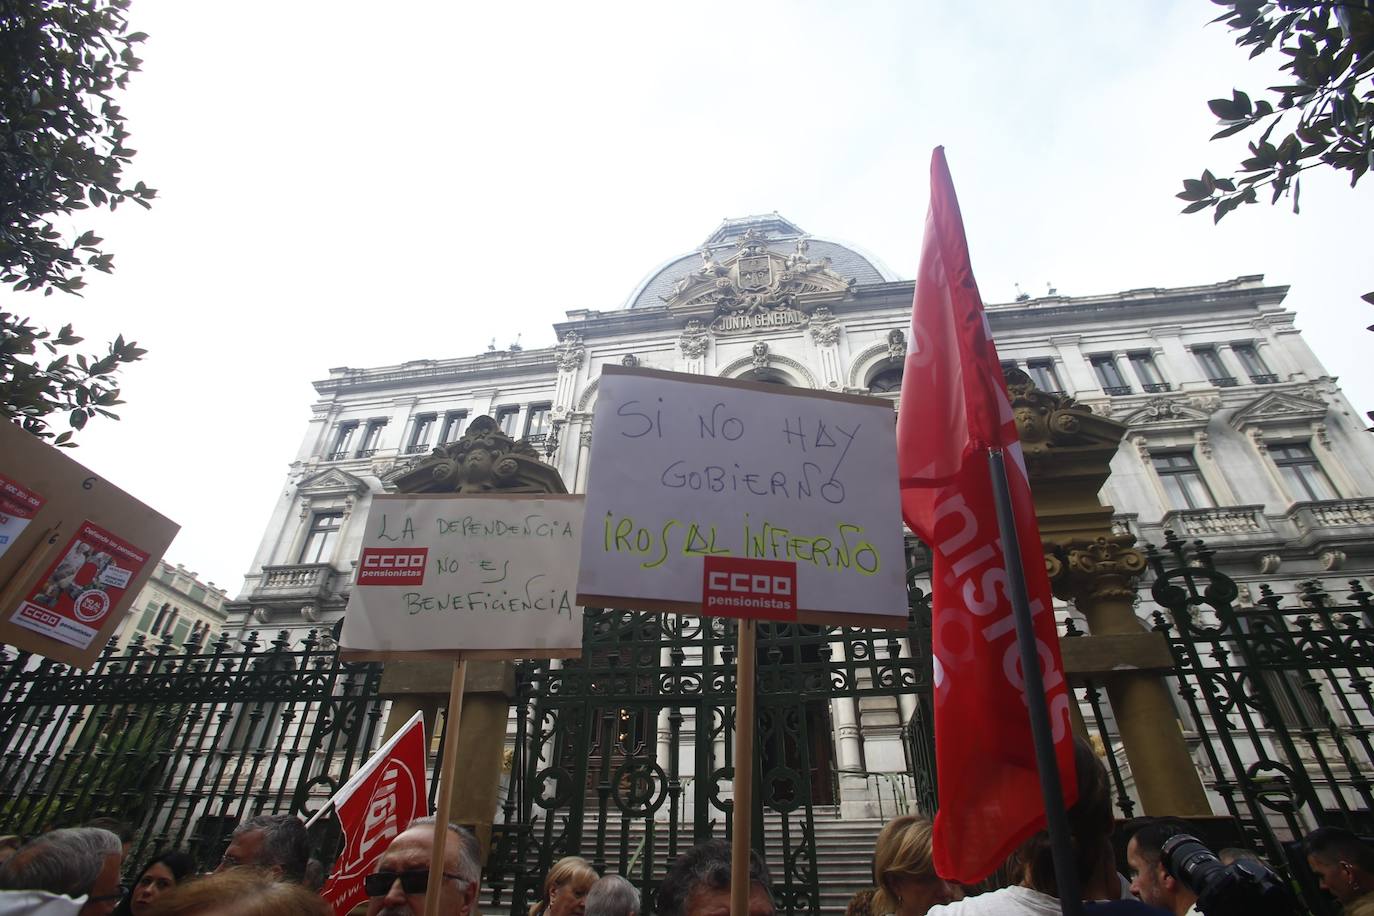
[1003,368,1121,459]
[1131,435,1150,460]
[1046,534,1148,606]
[1194,430,1213,459]
[886,328,906,361]
[1258,553,1282,574]
[301,604,320,623]
[1321,549,1347,571]
[621,353,640,367]
[579,428,593,448]
[251,607,269,624]
[679,319,710,360]
[391,415,566,494]
[1313,422,1331,449]
[808,306,841,346]
[751,340,770,369]
[661,230,854,333]
[554,332,585,372]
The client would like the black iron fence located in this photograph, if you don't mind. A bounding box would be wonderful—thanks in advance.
[0,627,384,872]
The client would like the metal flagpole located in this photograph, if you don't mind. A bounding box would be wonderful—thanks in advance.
[987,447,1084,916]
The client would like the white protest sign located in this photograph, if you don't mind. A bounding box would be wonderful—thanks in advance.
[339,494,584,660]
[576,365,907,624]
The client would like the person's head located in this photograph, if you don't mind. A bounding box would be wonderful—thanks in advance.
[842,888,874,916]
[1305,826,1374,904]
[0,828,124,916]
[217,816,309,883]
[1018,738,1113,898]
[364,817,480,916]
[654,840,774,916]
[119,850,196,916]
[144,869,329,916]
[532,857,597,916]
[1125,819,1196,916]
[871,815,959,916]
[583,875,638,916]
[0,836,22,868]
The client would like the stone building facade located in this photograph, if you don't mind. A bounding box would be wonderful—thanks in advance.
[113,559,229,650]
[225,212,1374,810]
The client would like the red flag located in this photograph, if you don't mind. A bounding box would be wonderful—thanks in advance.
[897,148,1077,884]
[317,712,429,915]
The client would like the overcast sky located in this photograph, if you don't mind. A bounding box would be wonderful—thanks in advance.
[41,1,1372,593]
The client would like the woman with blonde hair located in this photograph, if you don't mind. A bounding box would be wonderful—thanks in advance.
[146,869,329,916]
[530,856,598,916]
[872,815,961,916]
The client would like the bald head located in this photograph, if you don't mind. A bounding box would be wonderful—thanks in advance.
[364,820,480,916]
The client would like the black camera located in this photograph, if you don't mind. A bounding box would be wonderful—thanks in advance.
[1160,833,1298,916]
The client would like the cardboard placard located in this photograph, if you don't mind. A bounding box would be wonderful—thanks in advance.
[338,493,585,661]
[576,365,907,624]
[0,421,179,668]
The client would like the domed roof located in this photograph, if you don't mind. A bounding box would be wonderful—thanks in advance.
[622,213,897,310]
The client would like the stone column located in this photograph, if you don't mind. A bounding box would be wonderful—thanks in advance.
[1050,536,1210,815]
[1049,335,1102,398]
[827,640,863,772]
[1149,325,1209,391]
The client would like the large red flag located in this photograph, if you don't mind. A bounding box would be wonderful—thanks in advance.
[317,712,429,915]
[897,147,1077,884]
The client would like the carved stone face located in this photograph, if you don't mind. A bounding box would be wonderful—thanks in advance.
[464,446,494,479]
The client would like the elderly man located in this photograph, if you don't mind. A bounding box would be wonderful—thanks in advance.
[654,840,774,916]
[585,875,639,916]
[217,814,310,883]
[0,828,124,916]
[364,817,481,916]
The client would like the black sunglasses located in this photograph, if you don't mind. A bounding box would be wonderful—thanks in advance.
[364,870,467,897]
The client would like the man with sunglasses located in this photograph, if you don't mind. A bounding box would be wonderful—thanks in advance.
[1306,827,1374,916]
[365,817,481,916]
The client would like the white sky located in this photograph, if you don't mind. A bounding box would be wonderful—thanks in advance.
[38,1,1372,593]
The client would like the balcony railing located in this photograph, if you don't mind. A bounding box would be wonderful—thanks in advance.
[405,443,430,454]
[252,564,333,600]
[1103,385,1133,396]
[1208,376,1239,388]
[356,448,379,459]
[1141,382,1172,393]
[1289,497,1374,534]
[1249,373,1279,385]
[1159,505,1271,538]
[327,451,350,461]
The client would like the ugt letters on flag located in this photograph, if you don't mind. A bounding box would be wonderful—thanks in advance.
[318,712,429,915]
[897,147,1077,884]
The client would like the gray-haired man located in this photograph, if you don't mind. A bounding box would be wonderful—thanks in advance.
[0,828,124,916]
[216,814,310,882]
[585,875,639,916]
[365,817,481,916]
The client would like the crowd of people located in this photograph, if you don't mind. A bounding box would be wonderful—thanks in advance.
[0,755,1372,916]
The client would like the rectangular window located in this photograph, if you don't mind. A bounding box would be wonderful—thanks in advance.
[1233,343,1277,384]
[1128,352,1170,392]
[356,419,387,457]
[299,512,344,564]
[329,422,358,460]
[439,410,468,444]
[1025,359,1063,394]
[1270,443,1338,501]
[1152,451,1214,510]
[524,404,551,439]
[1193,346,1237,387]
[189,584,208,604]
[1090,355,1132,395]
[496,406,520,437]
[408,413,436,454]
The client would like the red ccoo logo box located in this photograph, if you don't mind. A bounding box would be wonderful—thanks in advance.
[357,547,428,585]
[701,556,797,621]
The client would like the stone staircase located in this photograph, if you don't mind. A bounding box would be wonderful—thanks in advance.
[497,808,885,915]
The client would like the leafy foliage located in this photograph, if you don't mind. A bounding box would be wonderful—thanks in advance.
[0,0,154,444]
[1177,1,1373,221]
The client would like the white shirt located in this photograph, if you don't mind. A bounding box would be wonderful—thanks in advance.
[0,891,86,916]
[927,886,1064,915]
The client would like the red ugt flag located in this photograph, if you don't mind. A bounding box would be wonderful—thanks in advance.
[897,148,1077,884]
[318,712,429,915]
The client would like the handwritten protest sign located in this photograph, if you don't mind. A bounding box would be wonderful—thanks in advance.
[577,365,907,624]
[339,493,584,661]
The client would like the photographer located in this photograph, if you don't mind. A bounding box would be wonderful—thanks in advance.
[1304,827,1374,916]
[1126,820,1198,916]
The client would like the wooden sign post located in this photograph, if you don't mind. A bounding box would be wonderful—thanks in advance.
[340,493,585,916]
[575,366,909,916]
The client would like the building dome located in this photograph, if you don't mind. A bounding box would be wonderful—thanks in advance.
[621,213,898,310]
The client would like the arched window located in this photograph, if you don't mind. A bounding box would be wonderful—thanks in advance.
[868,367,902,395]
[740,369,791,386]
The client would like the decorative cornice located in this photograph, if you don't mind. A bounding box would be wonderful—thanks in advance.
[661,232,855,317]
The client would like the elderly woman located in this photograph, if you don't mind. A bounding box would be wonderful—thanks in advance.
[872,816,961,916]
[530,857,599,916]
